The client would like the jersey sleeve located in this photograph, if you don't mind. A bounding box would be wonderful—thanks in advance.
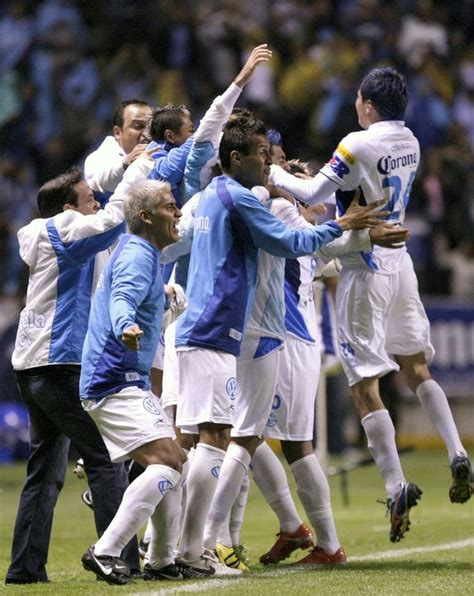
[57,159,154,261]
[319,132,363,190]
[233,187,343,258]
[269,165,340,206]
[109,246,155,338]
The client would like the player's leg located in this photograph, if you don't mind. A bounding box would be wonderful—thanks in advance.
[81,389,183,584]
[203,340,280,559]
[397,352,471,503]
[281,441,346,566]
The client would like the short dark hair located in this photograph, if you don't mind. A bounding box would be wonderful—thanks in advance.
[219,115,267,170]
[113,99,150,129]
[37,168,83,217]
[149,104,187,141]
[359,67,408,120]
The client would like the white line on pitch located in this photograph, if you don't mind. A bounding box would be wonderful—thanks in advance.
[130,538,474,595]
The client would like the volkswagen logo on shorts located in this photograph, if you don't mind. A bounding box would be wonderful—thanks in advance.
[143,396,161,415]
[158,479,173,496]
[226,377,237,399]
[211,465,221,479]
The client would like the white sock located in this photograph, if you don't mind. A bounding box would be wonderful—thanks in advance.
[361,409,405,500]
[291,454,340,554]
[229,471,250,546]
[178,447,195,541]
[217,510,232,548]
[94,464,181,557]
[143,519,152,545]
[204,443,251,551]
[416,380,467,461]
[251,442,302,533]
[178,443,225,562]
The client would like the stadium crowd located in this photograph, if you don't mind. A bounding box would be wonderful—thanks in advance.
[0,0,473,300]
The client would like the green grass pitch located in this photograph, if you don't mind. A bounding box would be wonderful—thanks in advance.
[1,450,473,594]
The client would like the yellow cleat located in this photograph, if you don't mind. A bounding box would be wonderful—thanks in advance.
[216,543,249,572]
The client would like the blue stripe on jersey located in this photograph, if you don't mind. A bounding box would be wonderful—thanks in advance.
[47,220,94,362]
[187,231,248,351]
[321,288,335,355]
[335,187,378,271]
[254,336,283,358]
[84,331,142,399]
[283,277,315,343]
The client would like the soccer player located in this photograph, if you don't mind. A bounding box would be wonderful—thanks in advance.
[80,180,186,585]
[5,158,153,585]
[84,99,152,193]
[174,112,386,577]
[269,67,472,541]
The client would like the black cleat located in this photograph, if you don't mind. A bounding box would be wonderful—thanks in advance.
[81,545,131,585]
[143,563,184,580]
[449,453,473,504]
[387,482,423,543]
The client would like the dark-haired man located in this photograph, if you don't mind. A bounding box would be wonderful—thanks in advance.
[5,158,153,585]
[269,67,472,541]
[85,99,152,193]
[174,112,384,576]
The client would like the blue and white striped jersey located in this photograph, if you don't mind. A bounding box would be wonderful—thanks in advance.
[80,234,164,400]
[175,175,343,356]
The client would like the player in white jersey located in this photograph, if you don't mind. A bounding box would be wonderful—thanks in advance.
[269,67,472,542]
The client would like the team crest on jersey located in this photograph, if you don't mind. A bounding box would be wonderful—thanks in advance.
[143,396,161,415]
[211,465,221,479]
[336,144,356,165]
[158,479,173,496]
[328,155,350,180]
[226,377,237,399]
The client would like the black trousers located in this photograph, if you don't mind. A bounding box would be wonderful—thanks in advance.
[6,365,138,583]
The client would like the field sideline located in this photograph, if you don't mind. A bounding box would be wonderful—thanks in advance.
[1,450,473,594]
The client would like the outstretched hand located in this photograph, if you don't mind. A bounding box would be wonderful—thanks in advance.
[369,223,409,248]
[234,44,273,88]
[122,324,144,351]
[336,191,388,231]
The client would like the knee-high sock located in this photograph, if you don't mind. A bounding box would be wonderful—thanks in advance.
[291,454,340,554]
[178,443,225,562]
[251,442,302,533]
[94,464,181,557]
[229,471,250,546]
[204,443,251,551]
[416,380,467,461]
[361,409,405,500]
[146,459,188,569]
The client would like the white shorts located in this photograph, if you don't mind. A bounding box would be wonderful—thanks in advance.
[82,387,175,462]
[161,321,179,419]
[232,336,282,438]
[264,335,320,441]
[152,329,166,370]
[175,348,236,432]
[337,252,435,387]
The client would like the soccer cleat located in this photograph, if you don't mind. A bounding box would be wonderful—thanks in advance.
[81,545,131,585]
[203,549,243,576]
[259,523,314,565]
[449,453,473,504]
[143,563,184,580]
[216,543,249,571]
[175,554,216,579]
[73,458,86,479]
[81,488,94,510]
[386,482,423,543]
[292,545,347,566]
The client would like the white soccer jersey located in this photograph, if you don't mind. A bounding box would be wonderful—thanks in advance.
[320,120,419,274]
[270,121,420,275]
